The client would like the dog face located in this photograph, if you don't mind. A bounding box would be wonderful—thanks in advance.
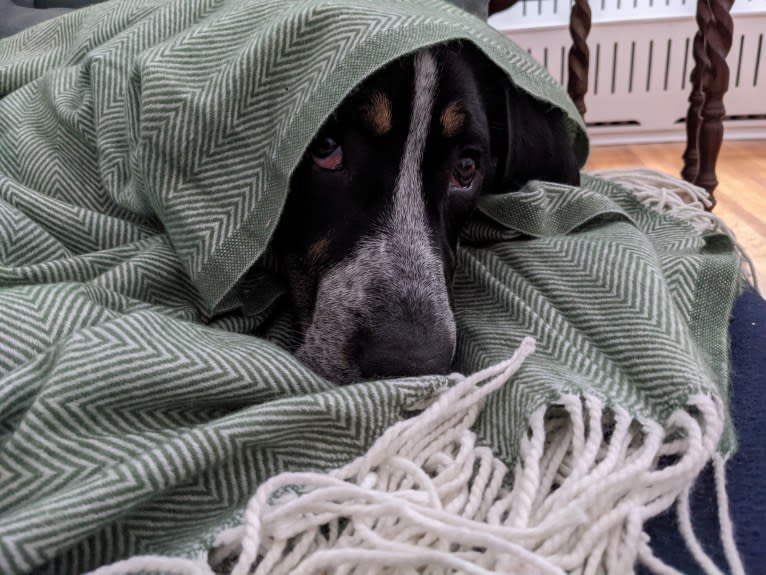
[273,44,579,384]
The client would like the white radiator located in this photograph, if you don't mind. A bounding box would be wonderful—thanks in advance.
[490,0,766,145]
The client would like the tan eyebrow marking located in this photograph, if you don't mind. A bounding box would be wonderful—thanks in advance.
[364,91,393,135]
[307,236,330,268]
[441,100,465,137]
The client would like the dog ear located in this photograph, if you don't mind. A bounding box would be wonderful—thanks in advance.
[489,80,581,193]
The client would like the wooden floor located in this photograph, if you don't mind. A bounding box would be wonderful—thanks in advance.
[585,140,766,290]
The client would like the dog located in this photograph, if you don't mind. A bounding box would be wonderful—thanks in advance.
[272,43,579,384]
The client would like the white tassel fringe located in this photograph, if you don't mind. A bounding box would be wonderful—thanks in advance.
[90,337,743,575]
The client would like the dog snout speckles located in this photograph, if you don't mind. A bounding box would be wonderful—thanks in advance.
[295,232,456,383]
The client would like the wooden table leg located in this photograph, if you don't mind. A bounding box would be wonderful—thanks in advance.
[681,30,707,185]
[695,0,734,208]
[568,0,592,117]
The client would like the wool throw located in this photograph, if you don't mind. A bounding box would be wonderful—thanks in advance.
[0,1,741,573]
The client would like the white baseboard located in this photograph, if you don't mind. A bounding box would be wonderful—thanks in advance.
[588,122,766,147]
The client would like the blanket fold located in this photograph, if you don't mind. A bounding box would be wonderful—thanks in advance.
[0,1,741,573]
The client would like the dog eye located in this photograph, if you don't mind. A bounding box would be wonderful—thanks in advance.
[453,154,478,188]
[311,137,344,171]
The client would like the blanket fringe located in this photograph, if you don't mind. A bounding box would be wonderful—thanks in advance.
[89,337,744,575]
[593,168,760,295]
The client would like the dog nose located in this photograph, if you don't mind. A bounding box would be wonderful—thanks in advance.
[358,320,454,379]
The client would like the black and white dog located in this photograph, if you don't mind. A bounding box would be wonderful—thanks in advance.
[273,44,579,384]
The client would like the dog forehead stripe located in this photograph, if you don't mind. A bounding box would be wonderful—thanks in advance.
[392,50,438,222]
[365,91,392,135]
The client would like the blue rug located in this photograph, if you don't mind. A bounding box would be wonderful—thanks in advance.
[644,287,766,574]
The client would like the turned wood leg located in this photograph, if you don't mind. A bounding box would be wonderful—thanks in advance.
[695,0,734,207]
[567,0,592,117]
[681,30,707,184]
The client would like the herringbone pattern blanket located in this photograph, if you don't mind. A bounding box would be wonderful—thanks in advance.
[0,1,740,573]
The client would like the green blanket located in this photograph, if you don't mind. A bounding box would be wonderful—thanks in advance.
[0,1,740,573]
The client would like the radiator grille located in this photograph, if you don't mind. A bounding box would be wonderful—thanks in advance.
[491,1,766,144]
